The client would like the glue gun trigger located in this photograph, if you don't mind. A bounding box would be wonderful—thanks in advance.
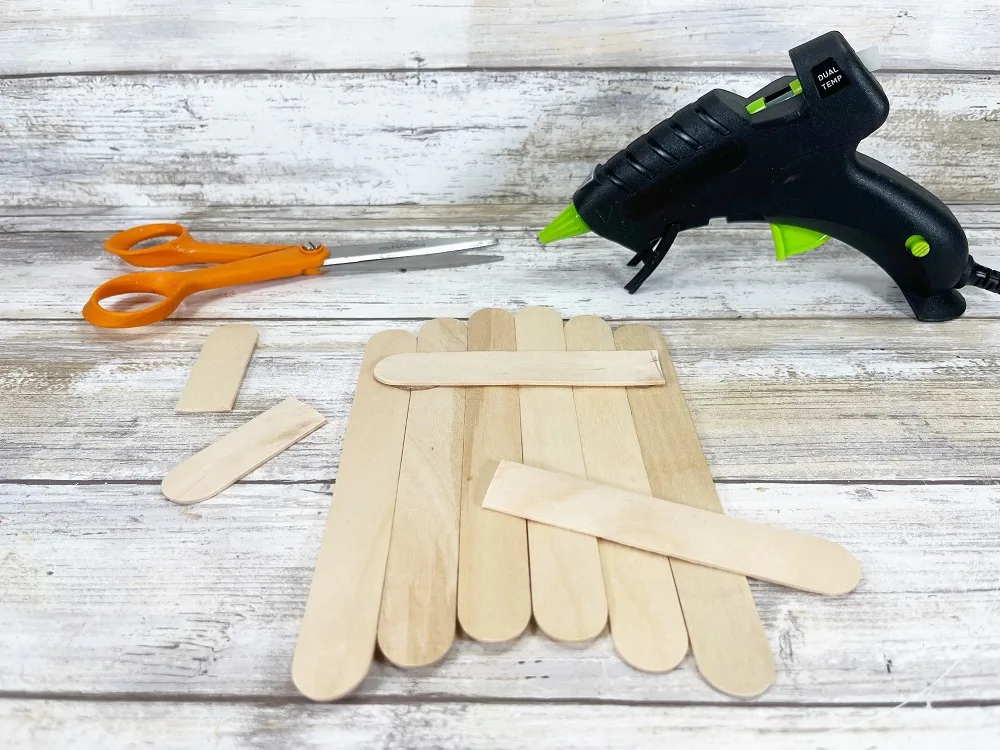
[625,223,680,294]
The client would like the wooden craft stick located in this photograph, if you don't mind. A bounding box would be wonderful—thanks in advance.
[292,330,415,702]
[161,397,325,505]
[175,324,258,412]
[564,316,688,672]
[378,319,467,667]
[484,461,862,595]
[373,350,664,388]
[456,309,531,642]
[514,306,607,642]
[615,325,775,698]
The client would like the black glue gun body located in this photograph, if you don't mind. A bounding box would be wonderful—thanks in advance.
[561,31,979,321]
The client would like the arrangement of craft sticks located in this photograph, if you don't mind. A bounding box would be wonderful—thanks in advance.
[292,307,862,702]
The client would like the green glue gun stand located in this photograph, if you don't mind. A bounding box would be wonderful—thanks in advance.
[539,30,1000,322]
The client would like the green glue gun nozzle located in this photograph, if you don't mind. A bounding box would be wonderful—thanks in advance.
[538,203,591,244]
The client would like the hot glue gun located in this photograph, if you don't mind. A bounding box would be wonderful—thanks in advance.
[539,31,1000,321]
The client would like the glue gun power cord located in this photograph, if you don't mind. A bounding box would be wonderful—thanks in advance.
[963,258,1000,294]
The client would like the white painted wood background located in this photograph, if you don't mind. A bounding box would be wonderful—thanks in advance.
[2,2,999,747]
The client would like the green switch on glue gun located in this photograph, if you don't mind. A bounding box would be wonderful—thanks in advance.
[540,30,1000,321]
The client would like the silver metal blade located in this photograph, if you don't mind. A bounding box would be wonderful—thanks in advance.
[321,237,498,267]
[323,251,503,277]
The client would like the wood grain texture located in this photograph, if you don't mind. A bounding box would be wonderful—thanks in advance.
[1,481,998,701]
[374,350,663,387]
[1,73,998,208]
[378,319,467,667]
[485,461,863,595]
[456,308,531,642]
[3,700,1000,749]
[5,318,1000,484]
[5,203,1000,234]
[514,306,607,642]
[174,324,258,413]
[3,2,998,73]
[5,225,1000,321]
[563,315,687,672]
[291,330,415,702]
[160,397,326,505]
[616,323,774,698]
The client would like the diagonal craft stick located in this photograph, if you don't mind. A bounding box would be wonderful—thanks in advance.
[482,461,862,597]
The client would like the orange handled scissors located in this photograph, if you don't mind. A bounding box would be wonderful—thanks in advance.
[83,223,499,328]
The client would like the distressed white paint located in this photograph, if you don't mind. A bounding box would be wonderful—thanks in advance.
[0,73,998,209]
[2,0,999,742]
[3,226,1000,321]
[1,1,998,73]
[1,482,998,701]
[4,701,1000,748]
[3,318,1000,483]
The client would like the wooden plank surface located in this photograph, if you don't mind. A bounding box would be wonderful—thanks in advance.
[4,225,1000,322]
[4,318,1000,483]
[3,700,1000,749]
[1,73,998,208]
[3,1,999,73]
[1,482,998,702]
[5,203,1000,234]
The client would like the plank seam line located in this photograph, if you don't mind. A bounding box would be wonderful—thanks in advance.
[0,692,997,709]
[14,313,1000,324]
[1,478,997,488]
[1,67,997,81]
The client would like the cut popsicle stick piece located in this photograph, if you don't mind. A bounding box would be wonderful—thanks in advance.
[616,324,774,698]
[564,315,687,673]
[457,309,531,642]
[378,319,467,667]
[483,461,862,596]
[373,350,663,388]
[161,397,325,505]
[175,324,258,412]
[292,330,415,702]
[514,306,607,642]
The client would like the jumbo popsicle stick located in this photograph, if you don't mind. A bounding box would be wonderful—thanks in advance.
[161,397,325,505]
[564,316,688,672]
[378,319,467,667]
[615,325,775,698]
[483,461,862,596]
[514,306,607,642]
[175,323,258,412]
[292,330,415,702]
[456,309,532,642]
[373,350,664,388]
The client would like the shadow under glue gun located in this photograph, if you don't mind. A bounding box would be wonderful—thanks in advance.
[539,30,1000,321]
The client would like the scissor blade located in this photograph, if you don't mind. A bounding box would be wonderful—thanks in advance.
[324,252,503,277]
[321,237,499,267]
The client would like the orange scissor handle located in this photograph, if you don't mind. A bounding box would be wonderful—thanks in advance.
[104,223,295,268]
[83,244,329,328]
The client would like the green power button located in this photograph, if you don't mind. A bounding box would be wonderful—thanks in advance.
[906,234,931,257]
